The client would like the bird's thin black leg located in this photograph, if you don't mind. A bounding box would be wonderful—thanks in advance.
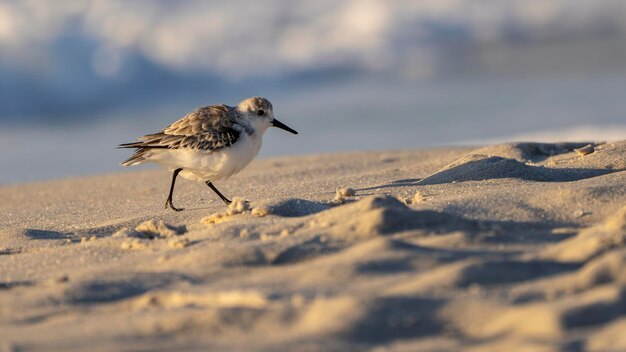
[165,168,184,211]
[206,181,231,204]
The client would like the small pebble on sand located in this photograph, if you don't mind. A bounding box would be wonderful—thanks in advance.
[202,213,231,225]
[573,209,590,218]
[574,144,595,156]
[120,238,149,250]
[79,235,97,243]
[134,219,186,239]
[44,275,69,285]
[413,191,426,203]
[251,206,270,217]
[112,228,131,238]
[168,237,190,249]
[239,228,250,238]
[329,187,356,205]
[337,188,356,197]
[203,199,273,226]
[114,220,186,240]
[226,197,250,216]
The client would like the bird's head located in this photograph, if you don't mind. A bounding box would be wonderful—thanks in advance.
[236,97,298,135]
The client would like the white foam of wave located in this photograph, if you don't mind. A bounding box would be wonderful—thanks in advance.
[1,0,626,79]
[460,125,626,145]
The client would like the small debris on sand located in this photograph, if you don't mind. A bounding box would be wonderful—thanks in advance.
[251,206,270,217]
[168,237,190,249]
[114,219,186,239]
[120,238,149,250]
[115,220,186,250]
[259,232,271,241]
[112,228,131,238]
[202,198,269,226]
[134,219,186,239]
[226,197,250,216]
[574,144,595,156]
[405,191,427,204]
[413,191,426,203]
[551,227,578,235]
[239,229,250,238]
[337,188,356,197]
[573,210,587,218]
[80,235,97,243]
[44,275,69,285]
[329,187,357,205]
[202,213,231,225]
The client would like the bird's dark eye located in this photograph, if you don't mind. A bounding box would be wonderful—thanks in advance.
[258,109,265,116]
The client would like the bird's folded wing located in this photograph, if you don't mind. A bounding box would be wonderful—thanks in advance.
[125,131,240,150]
[119,105,242,151]
[164,104,235,135]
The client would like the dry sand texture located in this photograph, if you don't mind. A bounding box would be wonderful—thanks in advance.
[1,141,626,351]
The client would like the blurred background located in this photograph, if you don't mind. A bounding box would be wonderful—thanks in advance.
[2,0,626,184]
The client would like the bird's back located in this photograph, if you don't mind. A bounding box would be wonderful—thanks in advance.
[119,104,245,167]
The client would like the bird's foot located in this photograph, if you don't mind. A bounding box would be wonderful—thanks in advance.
[165,200,184,212]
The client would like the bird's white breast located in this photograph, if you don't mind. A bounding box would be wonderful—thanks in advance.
[150,132,263,182]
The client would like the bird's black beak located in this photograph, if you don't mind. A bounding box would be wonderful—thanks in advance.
[271,118,298,134]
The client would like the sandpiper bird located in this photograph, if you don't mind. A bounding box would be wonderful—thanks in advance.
[118,97,298,211]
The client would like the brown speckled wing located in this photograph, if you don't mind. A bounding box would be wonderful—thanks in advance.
[164,105,235,136]
[121,105,242,151]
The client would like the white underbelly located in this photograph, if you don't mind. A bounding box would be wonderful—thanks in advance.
[149,134,262,182]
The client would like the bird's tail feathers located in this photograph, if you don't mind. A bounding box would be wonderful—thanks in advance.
[120,149,148,167]
[118,141,145,149]
[119,136,170,166]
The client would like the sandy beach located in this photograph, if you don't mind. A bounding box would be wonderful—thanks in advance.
[1,141,626,351]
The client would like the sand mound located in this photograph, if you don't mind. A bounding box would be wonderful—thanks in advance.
[541,205,626,262]
[65,272,192,304]
[574,249,626,288]
[440,283,626,351]
[295,295,366,336]
[472,141,626,169]
[132,290,269,310]
[269,198,330,217]
[470,142,595,162]
[586,318,626,351]
[419,154,614,185]
[310,195,475,239]
[419,141,626,185]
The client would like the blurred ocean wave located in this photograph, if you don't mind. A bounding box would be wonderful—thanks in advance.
[2,0,626,122]
[3,0,626,78]
[1,0,625,182]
